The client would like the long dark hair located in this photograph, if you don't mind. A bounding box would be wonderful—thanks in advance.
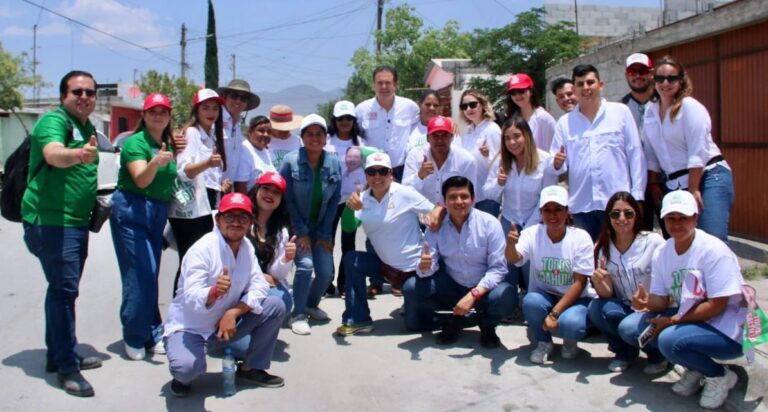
[505,86,542,118]
[649,55,693,122]
[594,191,643,264]
[247,183,291,272]
[133,110,173,148]
[327,115,363,146]
[181,101,227,171]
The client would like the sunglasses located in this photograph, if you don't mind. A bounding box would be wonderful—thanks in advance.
[609,209,636,220]
[220,212,252,224]
[336,115,355,122]
[507,89,527,97]
[71,88,97,98]
[365,167,390,176]
[227,92,250,102]
[626,68,651,76]
[654,75,682,84]
[459,101,479,111]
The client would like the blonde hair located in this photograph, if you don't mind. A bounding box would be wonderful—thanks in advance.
[459,89,496,125]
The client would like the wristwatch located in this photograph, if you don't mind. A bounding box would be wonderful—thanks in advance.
[549,309,561,320]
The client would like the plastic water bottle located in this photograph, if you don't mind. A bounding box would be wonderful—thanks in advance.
[222,347,236,396]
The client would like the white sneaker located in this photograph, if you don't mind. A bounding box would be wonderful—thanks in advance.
[304,306,330,321]
[672,368,704,396]
[124,343,146,361]
[290,315,311,335]
[699,368,737,409]
[643,360,669,375]
[561,339,579,359]
[148,340,166,355]
[608,359,630,372]
[530,341,554,364]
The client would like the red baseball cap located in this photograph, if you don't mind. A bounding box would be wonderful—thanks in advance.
[427,116,454,135]
[507,73,534,91]
[256,171,287,193]
[143,93,172,111]
[193,88,225,106]
[218,192,253,214]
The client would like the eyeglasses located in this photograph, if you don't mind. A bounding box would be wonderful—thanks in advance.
[507,89,527,97]
[220,212,252,224]
[336,115,355,122]
[459,101,479,111]
[654,75,682,84]
[609,209,636,220]
[365,167,390,176]
[227,92,250,102]
[626,67,651,76]
[71,88,97,98]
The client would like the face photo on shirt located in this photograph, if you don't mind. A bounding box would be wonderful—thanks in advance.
[345,146,363,172]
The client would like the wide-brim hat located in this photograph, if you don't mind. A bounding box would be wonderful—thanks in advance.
[217,79,261,111]
[269,105,304,131]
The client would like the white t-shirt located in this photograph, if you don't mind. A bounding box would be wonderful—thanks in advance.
[650,229,745,342]
[456,119,502,202]
[235,141,275,193]
[268,134,302,170]
[406,123,428,155]
[598,232,665,305]
[528,107,557,151]
[169,125,214,219]
[514,224,596,298]
[324,134,366,203]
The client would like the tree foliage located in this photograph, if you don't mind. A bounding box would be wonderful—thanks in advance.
[137,70,198,128]
[0,42,35,111]
[204,0,219,89]
[471,7,584,105]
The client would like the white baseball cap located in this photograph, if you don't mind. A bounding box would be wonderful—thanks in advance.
[626,53,653,68]
[365,151,391,170]
[660,190,698,218]
[333,100,356,118]
[538,185,569,208]
[300,113,327,134]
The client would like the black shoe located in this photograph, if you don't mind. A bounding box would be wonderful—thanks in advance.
[46,356,103,373]
[236,366,284,388]
[480,326,501,349]
[436,316,463,345]
[169,379,191,397]
[325,283,336,296]
[57,372,94,397]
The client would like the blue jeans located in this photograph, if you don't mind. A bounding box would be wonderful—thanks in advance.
[697,164,734,242]
[618,309,677,364]
[341,250,386,326]
[475,199,500,218]
[268,283,293,322]
[588,298,645,361]
[572,210,605,242]
[501,218,529,292]
[402,267,517,331]
[23,222,89,374]
[292,230,334,316]
[109,190,166,348]
[522,292,590,343]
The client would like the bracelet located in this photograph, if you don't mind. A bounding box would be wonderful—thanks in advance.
[549,309,561,320]
[76,148,85,163]
[470,288,482,301]
[209,286,218,300]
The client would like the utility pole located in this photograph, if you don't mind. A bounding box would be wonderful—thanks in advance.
[230,54,236,79]
[32,24,38,104]
[574,0,579,35]
[376,0,384,56]
[180,23,188,79]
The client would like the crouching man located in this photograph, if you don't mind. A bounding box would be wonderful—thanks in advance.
[403,176,516,348]
[164,192,285,396]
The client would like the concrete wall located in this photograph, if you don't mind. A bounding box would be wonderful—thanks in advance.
[544,0,768,118]
[545,3,660,37]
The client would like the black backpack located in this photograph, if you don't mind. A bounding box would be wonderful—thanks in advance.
[1,135,43,222]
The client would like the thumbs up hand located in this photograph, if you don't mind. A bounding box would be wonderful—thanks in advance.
[418,241,433,273]
[478,139,489,158]
[347,185,364,211]
[553,144,566,170]
[418,154,434,180]
[497,164,508,186]
[507,224,519,247]
[80,135,98,164]
[593,256,608,283]
[153,142,173,166]
[208,146,222,168]
[632,283,650,312]
[215,267,231,296]
[283,235,297,262]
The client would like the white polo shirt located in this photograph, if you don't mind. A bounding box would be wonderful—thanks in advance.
[355,182,434,271]
[355,95,420,168]
[528,107,557,151]
[642,97,726,190]
[548,99,647,213]
[456,119,501,202]
[164,227,270,339]
[401,144,477,205]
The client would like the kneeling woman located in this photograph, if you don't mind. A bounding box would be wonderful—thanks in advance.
[587,191,664,373]
[505,185,595,364]
[619,190,745,410]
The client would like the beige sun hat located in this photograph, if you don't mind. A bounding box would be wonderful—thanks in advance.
[269,104,304,131]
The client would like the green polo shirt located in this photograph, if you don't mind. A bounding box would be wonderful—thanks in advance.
[117,129,177,201]
[21,107,98,227]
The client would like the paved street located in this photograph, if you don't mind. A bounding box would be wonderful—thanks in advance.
[0,218,766,411]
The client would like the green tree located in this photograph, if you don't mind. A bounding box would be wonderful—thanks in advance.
[471,7,584,107]
[137,70,198,128]
[204,0,219,89]
[0,42,34,111]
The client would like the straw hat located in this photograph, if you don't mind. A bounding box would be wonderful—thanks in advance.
[269,104,304,131]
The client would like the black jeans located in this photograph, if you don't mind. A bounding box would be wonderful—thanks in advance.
[169,215,214,296]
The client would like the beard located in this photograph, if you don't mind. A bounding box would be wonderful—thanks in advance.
[629,81,652,94]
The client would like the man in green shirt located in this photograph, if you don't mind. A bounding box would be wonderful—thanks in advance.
[21,70,101,397]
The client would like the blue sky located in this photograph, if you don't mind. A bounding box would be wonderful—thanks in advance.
[1,0,663,96]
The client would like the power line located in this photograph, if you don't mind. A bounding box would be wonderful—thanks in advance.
[21,0,179,65]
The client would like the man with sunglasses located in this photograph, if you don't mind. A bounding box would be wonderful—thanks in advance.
[21,70,101,397]
[164,192,285,396]
[218,79,261,193]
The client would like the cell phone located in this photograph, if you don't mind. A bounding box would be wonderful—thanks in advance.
[637,315,660,348]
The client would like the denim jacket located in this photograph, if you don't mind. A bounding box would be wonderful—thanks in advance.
[279,148,341,241]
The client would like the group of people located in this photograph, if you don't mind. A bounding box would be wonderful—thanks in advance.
[19,51,746,409]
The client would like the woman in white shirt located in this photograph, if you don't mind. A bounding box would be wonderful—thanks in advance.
[642,55,733,242]
[457,89,502,217]
[618,190,745,410]
[506,185,595,364]
[405,90,441,157]
[505,72,557,151]
[234,116,275,194]
[484,115,557,293]
[587,191,664,373]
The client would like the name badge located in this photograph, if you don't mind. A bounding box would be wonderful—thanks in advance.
[368,112,378,120]
[73,128,84,141]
